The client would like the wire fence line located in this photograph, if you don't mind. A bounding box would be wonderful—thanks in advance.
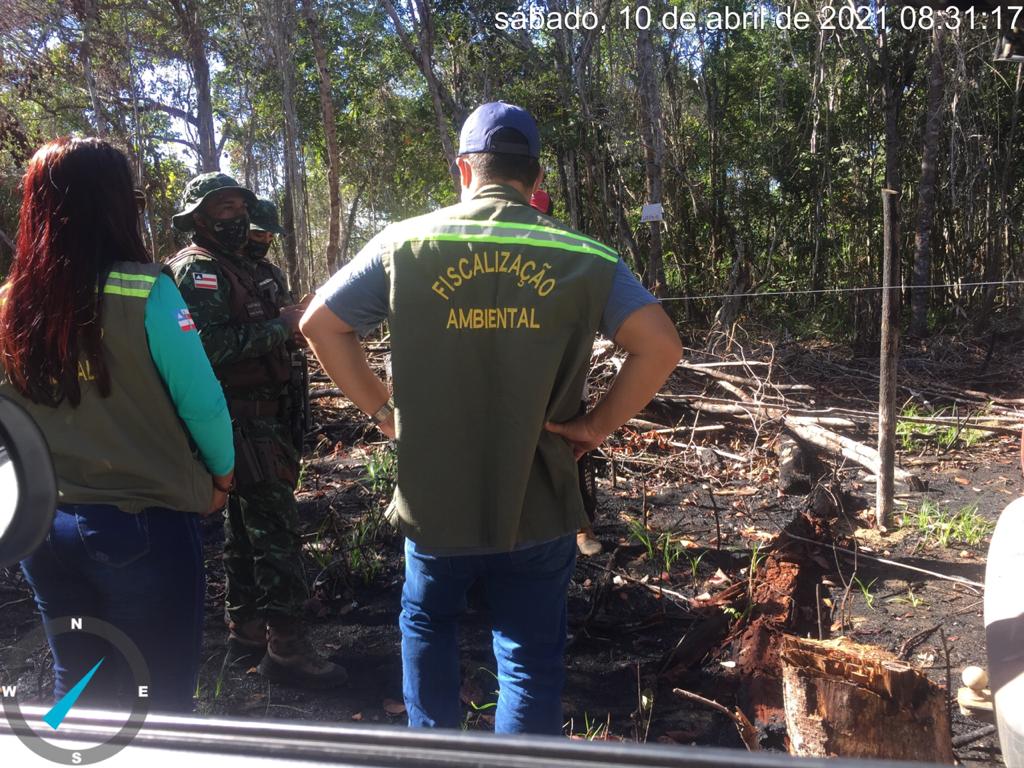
[656,278,1024,302]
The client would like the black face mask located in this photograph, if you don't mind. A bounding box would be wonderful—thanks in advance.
[244,239,271,260]
[208,214,250,253]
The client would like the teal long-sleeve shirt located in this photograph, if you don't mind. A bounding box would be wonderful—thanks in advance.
[144,274,234,477]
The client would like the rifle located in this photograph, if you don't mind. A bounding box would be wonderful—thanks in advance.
[577,400,598,522]
[281,292,314,454]
[284,348,311,453]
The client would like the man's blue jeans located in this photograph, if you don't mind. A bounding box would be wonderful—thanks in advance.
[399,534,577,735]
[19,504,205,712]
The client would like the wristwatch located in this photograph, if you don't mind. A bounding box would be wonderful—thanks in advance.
[371,398,395,424]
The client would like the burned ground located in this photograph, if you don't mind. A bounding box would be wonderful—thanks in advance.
[1,332,1021,764]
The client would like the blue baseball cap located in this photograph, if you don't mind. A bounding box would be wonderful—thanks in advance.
[458,102,540,159]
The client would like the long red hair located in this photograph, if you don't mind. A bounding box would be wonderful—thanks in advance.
[0,137,150,406]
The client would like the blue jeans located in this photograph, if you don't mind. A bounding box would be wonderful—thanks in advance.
[19,504,205,712]
[399,534,576,735]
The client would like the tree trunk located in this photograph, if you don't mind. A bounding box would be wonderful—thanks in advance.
[301,0,342,273]
[980,63,1023,330]
[380,0,459,166]
[73,0,108,136]
[636,25,666,296]
[171,0,218,171]
[263,0,309,293]
[339,182,365,265]
[910,24,947,337]
[281,173,297,281]
[878,189,901,528]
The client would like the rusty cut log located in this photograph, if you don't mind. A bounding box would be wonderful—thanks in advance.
[780,636,953,763]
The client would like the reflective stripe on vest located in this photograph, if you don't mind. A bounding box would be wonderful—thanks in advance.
[392,219,618,263]
[104,271,158,298]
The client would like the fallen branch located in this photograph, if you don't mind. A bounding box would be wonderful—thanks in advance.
[576,559,693,609]
[710,381,923,490]
[672,687,760,751]
[677,360,813,391]
[783,420,923,489]
[952,724,998,748]
[626,418,725,435]
[898,623,942,660]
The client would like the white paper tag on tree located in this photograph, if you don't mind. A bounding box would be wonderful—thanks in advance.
[641,203,664,222]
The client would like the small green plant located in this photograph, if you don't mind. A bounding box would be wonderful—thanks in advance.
[686,551,706,581]
[897,401,991,453]
[721,605,741,620]
[853,576,878,611]
[896,401,938,453]
[890,588,926,609]
[659,533,683,574]
[305,515,338,570]
[901,501,993,548]
[569,712,611,741]
[749,543,764,578]
[347,512,386,584]
[362,445,397,497]
[746,542,765,599]
[944,503,993,547]
[460,668,500,730]
[628,520,655,559]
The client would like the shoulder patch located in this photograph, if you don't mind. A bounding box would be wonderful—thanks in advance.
[192,272,219,291]
[176,308,197,332]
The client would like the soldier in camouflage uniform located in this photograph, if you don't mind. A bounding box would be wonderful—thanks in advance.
[245,199,295,304]
[167,173,347,689]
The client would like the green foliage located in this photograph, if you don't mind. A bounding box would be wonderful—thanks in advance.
[628,520,656,560]
[896,401,991,453]
[853,576,878,611]
[889,588,926,609]
[362,445,397,497]
[901,500,994,548]
[566,712,611,741]
[3,0,1023,327]
[686,551,706,582]
[659,533,684,575]
[347,512,385,585]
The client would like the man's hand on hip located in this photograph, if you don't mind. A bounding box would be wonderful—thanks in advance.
[545,416,603,461]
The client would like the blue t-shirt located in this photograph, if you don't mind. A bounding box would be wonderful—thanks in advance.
[318,238,656,338]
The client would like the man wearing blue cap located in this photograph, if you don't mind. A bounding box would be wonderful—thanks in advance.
[301,102,681,734]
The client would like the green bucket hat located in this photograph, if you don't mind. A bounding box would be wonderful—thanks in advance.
[171,172,258,232]
[249,198,285,235]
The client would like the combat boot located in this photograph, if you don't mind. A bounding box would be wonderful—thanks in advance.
[259,622,348,689]
[225,616,267,669]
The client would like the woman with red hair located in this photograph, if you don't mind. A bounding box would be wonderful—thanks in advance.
[0,138,234,712]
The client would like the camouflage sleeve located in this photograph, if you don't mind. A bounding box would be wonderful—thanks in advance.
[171,258,289,367]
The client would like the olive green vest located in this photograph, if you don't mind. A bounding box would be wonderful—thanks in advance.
[0,262,212,514]
[384,185,617,550]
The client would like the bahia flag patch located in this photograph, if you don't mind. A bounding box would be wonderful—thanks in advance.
[192,272,218,290]
[177,308,197,332]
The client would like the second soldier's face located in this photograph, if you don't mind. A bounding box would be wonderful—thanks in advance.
[244,230,274,260]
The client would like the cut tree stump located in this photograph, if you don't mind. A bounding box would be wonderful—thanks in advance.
[780,636,954,763]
